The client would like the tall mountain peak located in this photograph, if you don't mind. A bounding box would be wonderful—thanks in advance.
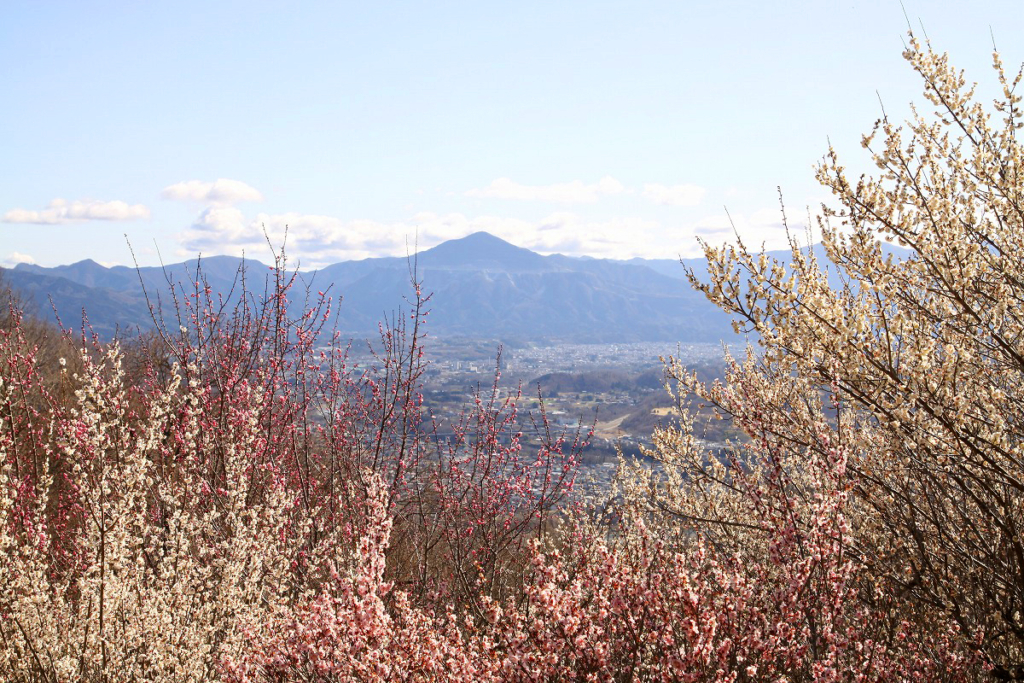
[418,231,551,271]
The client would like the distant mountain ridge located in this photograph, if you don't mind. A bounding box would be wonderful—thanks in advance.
[2,232,902,343]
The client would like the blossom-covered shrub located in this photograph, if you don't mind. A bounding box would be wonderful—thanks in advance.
[0,252,583,681]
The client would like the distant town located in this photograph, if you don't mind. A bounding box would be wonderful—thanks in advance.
[340,337,745,490]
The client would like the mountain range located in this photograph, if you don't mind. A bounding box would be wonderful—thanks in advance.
[1,231,879,343]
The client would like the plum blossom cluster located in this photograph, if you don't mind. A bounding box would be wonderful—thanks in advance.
[670,31,1024,679]
[0,256,583,680]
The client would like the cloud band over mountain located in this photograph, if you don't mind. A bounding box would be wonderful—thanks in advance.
[3,199,150,225]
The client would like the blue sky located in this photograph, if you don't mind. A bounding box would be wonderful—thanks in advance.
[3,1,1023,268]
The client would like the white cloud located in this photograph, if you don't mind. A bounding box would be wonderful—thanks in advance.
[161,179,263,204]
[181,201,795,265]
[180,209,405,266]
[193,205,249,239]
[379,211,675,261]
[2,252,36,267]
[180,207,519,266]
[692,214,736,237]
[2,198,150,224]
[178,205,267,256]
[642,183,706,207]
[521,212,660,257]
[465,176,625,204]
[693,206,813,251]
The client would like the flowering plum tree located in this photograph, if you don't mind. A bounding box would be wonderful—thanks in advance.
[0,252,583,681]
[666,32,1024,679]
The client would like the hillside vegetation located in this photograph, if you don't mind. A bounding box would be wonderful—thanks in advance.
[3,34,1023,681]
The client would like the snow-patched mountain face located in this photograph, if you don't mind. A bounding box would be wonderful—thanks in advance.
[4,232,746,342]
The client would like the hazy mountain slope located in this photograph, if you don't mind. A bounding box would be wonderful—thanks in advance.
[307,232,732,342]
[2,268,155,339]
[4,232,905,343]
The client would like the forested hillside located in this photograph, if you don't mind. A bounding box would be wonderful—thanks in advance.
[4,233,741,344]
